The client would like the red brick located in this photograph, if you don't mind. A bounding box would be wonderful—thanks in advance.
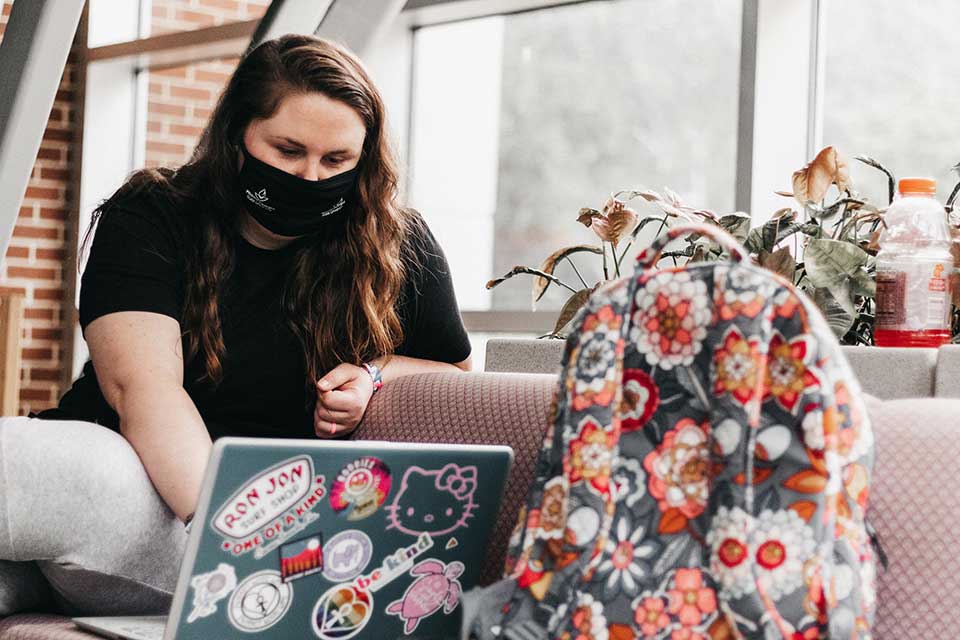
[8,266,58,280]
[13,226,59,240]
[201,0,240,10]
[36,147,62,161]
[169,85,212,101]
[24,186,61,201]
[55,89,73,102]
[32,328,63,340]
[150,102,187,117]
[146,140,187,155]
[39,207,67,221]
[23,348,54,360]
[20,388,52,402]
[24,308,55,321]
[40,168,70,181]
[194,69,230,85]
[174,9,216,27]
[169,123,203,137]
[43,128,72,143]
[5,246,29,259]
[148,121,163,133]
[29,368,61,381]
[36,248,66,261]
[33,288,62,300]
[18,206,32,219]
[152,66,187,79]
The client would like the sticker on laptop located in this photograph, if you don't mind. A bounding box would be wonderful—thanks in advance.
[212,455,327,559]
[187,563,237,623]
[311,584,373,640]
[227,569,293,633]
[445,538,458,550]
[280,534,323,583]
[329,457,391,521]
[322,530,373,582]
[385,464,478,538]
[353,533,434,594]
[386,559,464,634]
[311,535,435,639]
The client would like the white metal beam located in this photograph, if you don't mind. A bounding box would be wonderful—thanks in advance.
[0,0,85,260]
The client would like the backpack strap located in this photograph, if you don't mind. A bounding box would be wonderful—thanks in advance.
[636,222,749,269]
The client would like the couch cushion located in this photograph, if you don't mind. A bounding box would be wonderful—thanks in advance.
[866,395,960,638]
[355,371,556,585]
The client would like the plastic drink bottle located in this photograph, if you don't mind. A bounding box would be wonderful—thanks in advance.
[874,177,953,347]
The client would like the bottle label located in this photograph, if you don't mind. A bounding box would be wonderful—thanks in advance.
[875,261,951,331]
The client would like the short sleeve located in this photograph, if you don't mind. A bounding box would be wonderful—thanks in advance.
[79,194,186,332]
[395,213,472,364]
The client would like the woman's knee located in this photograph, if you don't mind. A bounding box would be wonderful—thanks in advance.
[0,417,181,560]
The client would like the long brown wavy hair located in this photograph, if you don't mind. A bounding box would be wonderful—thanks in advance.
[84,34,415,390]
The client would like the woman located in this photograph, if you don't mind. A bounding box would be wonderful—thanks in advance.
[0,34,471,615]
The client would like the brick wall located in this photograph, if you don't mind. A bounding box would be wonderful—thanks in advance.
[146,1,271,167]
[0,0,270,415]
[0,0,76,415]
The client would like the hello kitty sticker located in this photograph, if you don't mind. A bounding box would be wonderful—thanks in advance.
[385,464,478,538]
[385,559,464,634]
[329,457,392,521]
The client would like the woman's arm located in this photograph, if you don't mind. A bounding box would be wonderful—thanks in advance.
[85,311,210,521]
[313,352,472,437]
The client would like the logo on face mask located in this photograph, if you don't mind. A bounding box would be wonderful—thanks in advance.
[246,188,275,212]
[321,198,346,217]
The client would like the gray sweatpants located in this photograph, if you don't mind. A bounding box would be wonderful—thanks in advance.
[0,416,188,616]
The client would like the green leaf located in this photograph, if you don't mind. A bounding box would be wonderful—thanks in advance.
[811,287,855,338]
[744,210,798,253]
[718,214,751,242]
[804,239,869,289]
[849,268,876,298]
[552,288,594,334]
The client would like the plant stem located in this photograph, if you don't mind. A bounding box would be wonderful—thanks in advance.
[601,243,609,281]
[565,256,589,289]
[612,242,621,277]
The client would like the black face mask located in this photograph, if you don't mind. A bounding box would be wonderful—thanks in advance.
[238,143,360,238]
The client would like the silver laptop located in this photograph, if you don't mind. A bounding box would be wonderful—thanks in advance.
[74,437,513,640]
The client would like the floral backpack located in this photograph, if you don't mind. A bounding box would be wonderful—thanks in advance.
[473,223,877,640]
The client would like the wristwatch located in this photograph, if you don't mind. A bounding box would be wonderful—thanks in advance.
[362,362,383,394]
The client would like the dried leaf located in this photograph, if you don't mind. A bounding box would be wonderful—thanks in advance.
[718,214,751,242]
[596,200,640,247]
[533,245,603,302]
[487,265,569,291]
[552,288,594,334]
[657,508,688,535]
[758,247,796,280]
[577,207,602,227]
[783,469,828,494]
[774,190,795,198]
[792,146,852,205]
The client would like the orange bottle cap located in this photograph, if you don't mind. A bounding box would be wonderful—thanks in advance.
[898,177,937,195]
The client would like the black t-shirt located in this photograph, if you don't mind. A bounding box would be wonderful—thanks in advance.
[40,191,471,440]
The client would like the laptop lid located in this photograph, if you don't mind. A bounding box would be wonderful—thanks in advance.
[165,437,513,639]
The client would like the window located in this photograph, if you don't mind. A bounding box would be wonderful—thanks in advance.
[409,0,742,312]
[823,0,960,204]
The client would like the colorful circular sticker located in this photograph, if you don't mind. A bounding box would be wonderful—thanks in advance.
[311,584,373,640]
[329,457,391,521]
[228,570,293,633]
[322,530,373,582]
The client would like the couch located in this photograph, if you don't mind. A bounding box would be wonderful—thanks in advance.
[0,366,956,638]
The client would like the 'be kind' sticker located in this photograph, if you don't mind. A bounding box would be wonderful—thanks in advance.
[213,455,326,558]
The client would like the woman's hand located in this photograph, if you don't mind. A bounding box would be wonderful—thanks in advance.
[314,363,374,438]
